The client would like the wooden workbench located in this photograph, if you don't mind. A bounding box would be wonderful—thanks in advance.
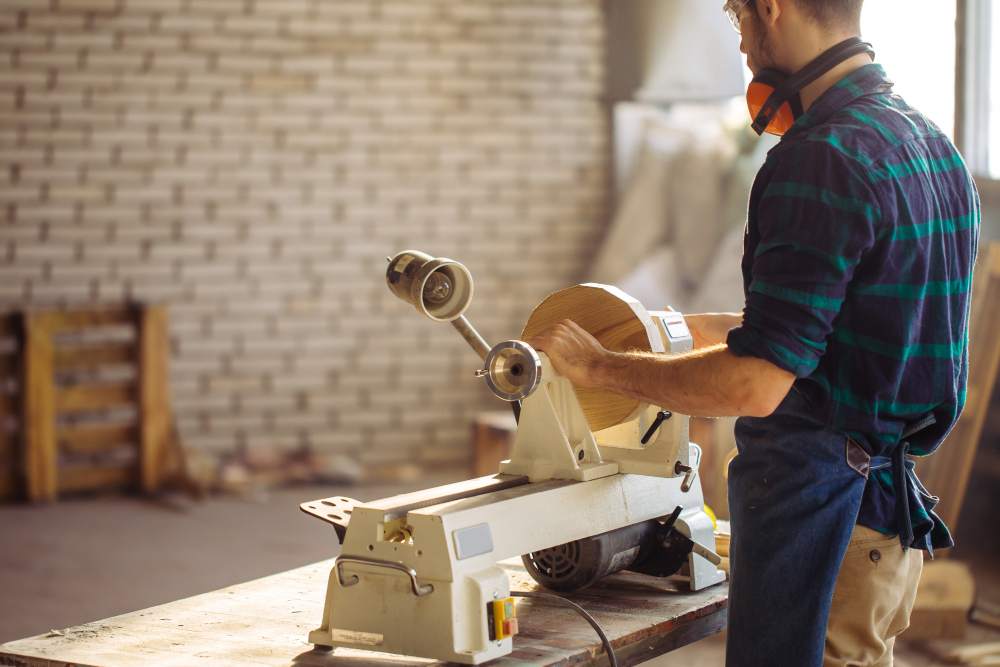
[0,558,728,667]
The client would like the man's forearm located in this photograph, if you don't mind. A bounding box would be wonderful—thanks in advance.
[594,344,794,418]
[522,318,795,419]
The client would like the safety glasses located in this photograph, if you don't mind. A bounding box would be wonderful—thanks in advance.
[722,0,752,34]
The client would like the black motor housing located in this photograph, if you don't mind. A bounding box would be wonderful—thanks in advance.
[522,506,698,592]
[521,520,659,591]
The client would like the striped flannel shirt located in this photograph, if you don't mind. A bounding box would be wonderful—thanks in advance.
[726,64,980,537]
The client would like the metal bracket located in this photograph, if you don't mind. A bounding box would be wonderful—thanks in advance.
[300,496,359,544]
[335,555,434,597]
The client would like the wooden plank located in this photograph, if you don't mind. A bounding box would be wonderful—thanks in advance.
[915,242,1000,534]
[22,312,57,502]
[57,463,135,494]
[938,641,1000,663]
[54,344,136,371]
[40,307,133,331]
[0,559,728,667]
[579,609,727,667]
[138,304,171,493]
[55,383,134,413]
[57,423,136,455]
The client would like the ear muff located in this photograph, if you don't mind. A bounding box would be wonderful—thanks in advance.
[746,37,876,136]
[747,69,805,137]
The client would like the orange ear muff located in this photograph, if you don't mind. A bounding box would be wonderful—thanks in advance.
[746,80,799,136]
[746,40,875,136]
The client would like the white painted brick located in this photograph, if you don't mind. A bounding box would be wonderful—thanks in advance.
[0,0,609,470]
[157,13,219,33]
[248,72,313,93]
[56,0,119,12]
[185,0,243,14]
[27,281,93,302]
[222,14,282,36]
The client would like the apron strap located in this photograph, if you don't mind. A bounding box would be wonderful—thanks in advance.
[891,441,919,552]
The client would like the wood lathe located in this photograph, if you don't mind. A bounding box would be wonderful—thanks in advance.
[300,250,726,664]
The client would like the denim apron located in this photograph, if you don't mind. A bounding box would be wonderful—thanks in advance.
[725,388,948,667]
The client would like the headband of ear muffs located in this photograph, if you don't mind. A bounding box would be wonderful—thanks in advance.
[747,36,876,136]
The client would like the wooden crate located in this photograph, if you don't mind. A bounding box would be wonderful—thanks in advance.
[17,303,172,502]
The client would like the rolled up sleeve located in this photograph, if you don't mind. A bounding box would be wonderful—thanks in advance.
[727,143,880,378]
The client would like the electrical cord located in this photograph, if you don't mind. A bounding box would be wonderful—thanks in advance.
[511,591,617,667]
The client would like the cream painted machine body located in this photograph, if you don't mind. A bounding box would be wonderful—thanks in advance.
[305,309,726,664]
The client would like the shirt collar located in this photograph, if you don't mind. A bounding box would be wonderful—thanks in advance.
[782,63,894,141]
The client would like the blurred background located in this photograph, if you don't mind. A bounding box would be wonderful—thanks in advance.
[1,0,998,665]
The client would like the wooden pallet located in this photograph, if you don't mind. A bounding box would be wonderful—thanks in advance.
[1,303,173,502]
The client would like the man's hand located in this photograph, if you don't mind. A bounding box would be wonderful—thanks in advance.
[523,319,611,387]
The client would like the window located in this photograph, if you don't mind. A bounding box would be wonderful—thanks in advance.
[865,0,1000,184]
[735,2,960,145]
[861,0,957,140]
[956,0,994,178]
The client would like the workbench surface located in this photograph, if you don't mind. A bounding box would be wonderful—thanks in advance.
[0,558,728,667]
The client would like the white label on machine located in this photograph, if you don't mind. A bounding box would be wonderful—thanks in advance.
[452,523,494,560]
[331,629,384,646]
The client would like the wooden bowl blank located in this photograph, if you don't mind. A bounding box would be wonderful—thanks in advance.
[520,284,664,431]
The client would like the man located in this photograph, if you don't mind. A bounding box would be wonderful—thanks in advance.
[524,0,980,665]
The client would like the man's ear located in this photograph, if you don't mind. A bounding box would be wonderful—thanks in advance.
[756,0,782,26]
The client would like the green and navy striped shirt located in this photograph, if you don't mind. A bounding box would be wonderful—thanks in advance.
[727,64,980,535]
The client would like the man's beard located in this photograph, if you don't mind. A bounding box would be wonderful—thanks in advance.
[745,8,779,74]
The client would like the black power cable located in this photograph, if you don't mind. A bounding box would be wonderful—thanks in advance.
[510,591,617,667]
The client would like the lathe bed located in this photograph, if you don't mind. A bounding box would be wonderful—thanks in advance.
[0,558,728,667]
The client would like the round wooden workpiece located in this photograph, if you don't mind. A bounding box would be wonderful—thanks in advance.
[520,283,665,432]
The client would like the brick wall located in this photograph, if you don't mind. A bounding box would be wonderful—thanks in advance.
[0,0,610,472]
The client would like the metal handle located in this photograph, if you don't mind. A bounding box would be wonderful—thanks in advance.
[335,555,434,597]
[640,410,672,444]
[690,539,723,566]
[675,462,697,493]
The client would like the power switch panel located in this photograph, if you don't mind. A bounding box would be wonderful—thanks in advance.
[660,314,690,341]
[486,598,518,641]
[648,310,694,355]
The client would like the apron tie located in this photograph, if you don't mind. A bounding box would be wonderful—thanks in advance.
[884,413,953,556]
